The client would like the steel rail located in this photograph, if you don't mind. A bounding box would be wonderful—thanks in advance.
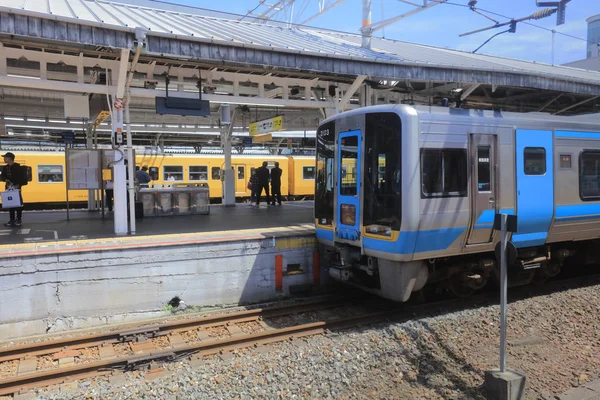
[0,297,345,363]
[0,310,392,396]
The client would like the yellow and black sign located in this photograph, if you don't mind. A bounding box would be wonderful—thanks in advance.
[252,133,273,143]
[249,116,283,136]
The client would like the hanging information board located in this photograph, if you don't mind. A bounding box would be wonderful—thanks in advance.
[66,149,101,190]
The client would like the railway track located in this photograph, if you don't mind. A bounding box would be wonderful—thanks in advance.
[2,271,600,398]
[0,297,389,397]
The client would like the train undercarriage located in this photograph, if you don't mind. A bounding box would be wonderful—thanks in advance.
[322,241,600,302]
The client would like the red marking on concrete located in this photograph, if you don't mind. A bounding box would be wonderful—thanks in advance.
[313,251,320,287]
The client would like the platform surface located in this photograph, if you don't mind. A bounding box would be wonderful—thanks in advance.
[0,201,315,257]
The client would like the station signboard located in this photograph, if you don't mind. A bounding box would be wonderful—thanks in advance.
[249,116,283,136]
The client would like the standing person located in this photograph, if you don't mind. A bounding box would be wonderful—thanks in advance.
[255,161,271,207]
[136,165,152,188]
[248,169,259,207]
[270,161,283,206]
[1,152,27,227]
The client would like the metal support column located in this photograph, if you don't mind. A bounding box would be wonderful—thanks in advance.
[86,125,96,211]
[125,92,136,235]
[112,101,127,235]
[499,213,508,372]
[220,104,235,206]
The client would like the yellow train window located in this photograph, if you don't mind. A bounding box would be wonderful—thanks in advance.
[38,165,64,183]
[303,166,315,180]
[189,166,208,181]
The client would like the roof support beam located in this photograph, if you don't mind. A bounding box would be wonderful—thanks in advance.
[537,93,563,112]
[553,95,599,115]
[0,74,346,110]
[115,49,129,99]
[460,84,480,101]
[339,75,366,109]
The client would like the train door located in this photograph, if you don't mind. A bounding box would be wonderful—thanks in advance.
[335,130,361,242]
[512,129,554,248]
[467,134,497,245]
[234,165,247,195]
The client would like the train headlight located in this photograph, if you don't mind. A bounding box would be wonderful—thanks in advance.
[366,225,392,237]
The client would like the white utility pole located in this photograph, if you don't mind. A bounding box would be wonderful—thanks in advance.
[361,0,372,49]
[220,104,235,206]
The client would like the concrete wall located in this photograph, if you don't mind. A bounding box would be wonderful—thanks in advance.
[0,234,318,340]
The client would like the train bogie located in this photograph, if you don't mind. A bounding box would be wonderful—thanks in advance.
[315,104,600,302]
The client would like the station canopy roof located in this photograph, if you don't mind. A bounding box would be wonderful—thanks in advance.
[1,0,600,96]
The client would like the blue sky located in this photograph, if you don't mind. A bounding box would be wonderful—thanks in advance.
[162,0,599,65]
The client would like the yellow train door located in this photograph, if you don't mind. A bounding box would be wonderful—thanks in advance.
[233,164,247,195]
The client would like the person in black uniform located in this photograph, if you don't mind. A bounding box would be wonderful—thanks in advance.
[1,152,27,227]
[270,161,282,206]
[255,161,271,207]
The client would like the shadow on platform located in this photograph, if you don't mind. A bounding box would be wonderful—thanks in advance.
[0,201,314,245]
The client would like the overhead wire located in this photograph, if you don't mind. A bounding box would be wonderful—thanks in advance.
[428,0,588,43]
[239,1,264,22]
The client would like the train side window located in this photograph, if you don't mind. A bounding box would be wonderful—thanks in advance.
[421,149,467,198]
[477,146,491,192]
[189,165,208,181]
[524,147,546,175]
[579,150,600,201]
[149,167,159,181]
[560,154,571,169]
[237,166,245,180]
[303,166,315,180]
[163,166,183,181]
[37,165,64,183]
[211,167,221,180]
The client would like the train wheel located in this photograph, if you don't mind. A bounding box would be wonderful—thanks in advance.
[533,262,560,284]
[447,272,478,298]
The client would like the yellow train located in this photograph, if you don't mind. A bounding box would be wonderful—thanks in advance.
[0,151,316,207]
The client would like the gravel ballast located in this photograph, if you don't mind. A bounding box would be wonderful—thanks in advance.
[17,282,600,400]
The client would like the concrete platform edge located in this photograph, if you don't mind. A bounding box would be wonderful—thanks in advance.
[0,224,315,259]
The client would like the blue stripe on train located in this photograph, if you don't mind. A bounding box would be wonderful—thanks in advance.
[315,228,334,242]
[474,209,515,229]
[555,204,600,222]
[555,131,600,140]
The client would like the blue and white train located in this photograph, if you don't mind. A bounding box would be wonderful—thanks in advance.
[314,105,600,301]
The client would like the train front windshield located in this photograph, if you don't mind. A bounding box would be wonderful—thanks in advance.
[315,121,335,226]
[315,113,402,236]
[363,113,402,236]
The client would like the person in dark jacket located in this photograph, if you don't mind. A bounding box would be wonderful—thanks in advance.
[255,161,271,206]
[248,169,259,207]
[270,161,282,206]
[1,152,27,227]
[136,165,152,188]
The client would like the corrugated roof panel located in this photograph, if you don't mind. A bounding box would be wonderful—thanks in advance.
[104,2,151,28]
[2,0,27,9]
[1,0,599,87]
[47,0,79,18]
[88,1,130,26]
[65,0,103,22]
